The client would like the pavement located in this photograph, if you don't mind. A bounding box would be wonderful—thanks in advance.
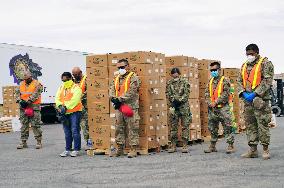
[0,118,284,188]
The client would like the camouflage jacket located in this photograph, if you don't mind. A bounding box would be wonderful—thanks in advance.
[205,76,231,107]
[74,76,87,108]
[109,72,141,110]
[237,56,274,100]
[15,80,43,111]
[166,77,190,106]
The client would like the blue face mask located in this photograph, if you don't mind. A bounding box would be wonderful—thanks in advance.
[210,71,219,78]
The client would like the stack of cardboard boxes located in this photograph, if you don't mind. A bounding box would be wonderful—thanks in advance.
[165,56,201,142]
[87,51,168,154]
[222,68,242,132]
[0,117,13,133]
[2,86,19,117]
[198,59,217,137]
[86,54,113,153]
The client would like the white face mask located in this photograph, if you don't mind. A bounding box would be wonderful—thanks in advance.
[118,69,127,75]
[247,55,256,63]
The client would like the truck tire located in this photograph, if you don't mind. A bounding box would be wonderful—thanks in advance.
[272,106,281,117]
[41,105,58,124]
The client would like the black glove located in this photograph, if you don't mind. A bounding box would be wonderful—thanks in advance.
[58,105,67,115]
[111,97,122,110]
[57,105,67,123]
[19,100,29,108]
[172,99,182,109]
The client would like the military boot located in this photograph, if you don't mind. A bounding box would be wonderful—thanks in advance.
[181,141,189,153]
[204,142,217,153]
[17,140,28,149]
[262,145,270,160]
[109,144,124,157]
[35,140,42,149]
[226,143,235,154]
[127,145,138,158]
[241,145,258,158]
[168,142,177,153]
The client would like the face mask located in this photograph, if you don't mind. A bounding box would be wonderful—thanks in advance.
[118,69,127,75]
[63,80,73,89]
[74,75,81,81]
[25,78,33,84]
[247,55,256,63]
[210,71,219,78]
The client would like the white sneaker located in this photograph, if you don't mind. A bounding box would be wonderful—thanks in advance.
[60,150,70,157]
[70,150,80,157]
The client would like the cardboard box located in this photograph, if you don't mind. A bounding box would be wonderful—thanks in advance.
[139,124,156,137]
[190,129,197,141]
[86,54,108,67]
[88,113,115,126]
[188,68,199,79]
[139,76,160,88]
[196,131,202,139]
[198,59,220,70]
[166,56,188,67]
[139,99,167,112]
[88,102,109,114]
[89,124,111,149]
[156,134,168,146]
[87,78,109,91]
[108,52,130,66]
[87,67,108,79]
[87,90,109,104]
[131,64,155,76]
[188,58,198,69]
[222,68,240,77]
[188,78,199,99]
[128,51,154,64]
[199,70,210,89]
[139,87,166,101]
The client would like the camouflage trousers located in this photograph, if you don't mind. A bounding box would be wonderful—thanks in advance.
[19,109,42,141]
[80,107,89,142]
[115,109,140,146]
[208,105,234,144]
[243,97,272,146]
[169,105,191,144]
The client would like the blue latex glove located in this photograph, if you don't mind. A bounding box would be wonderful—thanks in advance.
[242,92,250,99]
[246,92,256,102]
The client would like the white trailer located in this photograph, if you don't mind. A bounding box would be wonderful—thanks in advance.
[0,43,88,123]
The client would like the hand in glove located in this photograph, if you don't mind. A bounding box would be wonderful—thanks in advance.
[19,100,29,108]
[242,92,250,99]
[58,105,67,114]
[246,92,256,103]
[172,99,182,109]
[111,97,122,110]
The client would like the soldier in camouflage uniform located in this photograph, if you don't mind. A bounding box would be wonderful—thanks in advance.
[15,72,43,149]
[238,44,274,160]
[109,59,141,158]
[204,62,235,154]
[72,67,89,149]
[166,68,191,153]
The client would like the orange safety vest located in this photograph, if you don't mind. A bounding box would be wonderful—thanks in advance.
[241,57,265,90]
[209,76,225,108]
[78,75,87,93]
[20,80,41,104]
[114,72,135,97]
[59,84,82,113]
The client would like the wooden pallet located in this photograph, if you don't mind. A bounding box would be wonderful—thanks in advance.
[0,129,12,133]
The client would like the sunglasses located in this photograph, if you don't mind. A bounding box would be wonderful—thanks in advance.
[117,66,126,70]
[210,69,219,72]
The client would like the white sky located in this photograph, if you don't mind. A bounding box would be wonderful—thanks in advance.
[0,0,283,73]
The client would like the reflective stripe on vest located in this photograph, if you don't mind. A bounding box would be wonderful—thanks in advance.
[20,80,41,104]
[114,72,135,97]
[242,57,265,90]
[79,75,87,93]
[209,76,225,108]
[59,84,82,113]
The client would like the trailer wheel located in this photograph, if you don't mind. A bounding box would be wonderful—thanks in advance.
[272,106,281,117]
[41,105,58,124]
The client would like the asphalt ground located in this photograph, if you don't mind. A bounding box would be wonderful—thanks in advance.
[0,118,284,188]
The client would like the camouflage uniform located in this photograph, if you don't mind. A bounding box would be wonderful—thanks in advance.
[205,76,234,144]
[15,81,43,141]
[166,77,191,144]
[110,72,141,146]
[237,57,274,146]
[74,76,89,142]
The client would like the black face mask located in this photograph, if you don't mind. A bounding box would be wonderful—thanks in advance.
[73,75,81,81]
[26,78,33,84]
